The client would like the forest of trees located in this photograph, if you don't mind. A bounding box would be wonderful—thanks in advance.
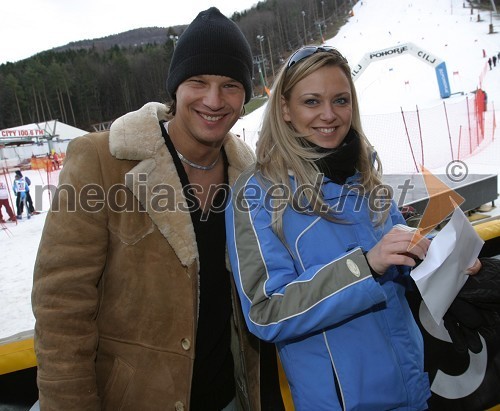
[0,0,360,131]
[0,0,441,131]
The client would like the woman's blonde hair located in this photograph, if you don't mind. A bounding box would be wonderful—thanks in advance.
[256,48,388,240]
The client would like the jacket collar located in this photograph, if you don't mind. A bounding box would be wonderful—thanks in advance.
[108,102,255,268]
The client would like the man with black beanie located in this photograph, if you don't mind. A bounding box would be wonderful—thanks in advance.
[33,7,283,411]
[166,7,253,104]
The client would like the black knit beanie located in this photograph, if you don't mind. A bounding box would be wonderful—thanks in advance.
[167,7,253,104]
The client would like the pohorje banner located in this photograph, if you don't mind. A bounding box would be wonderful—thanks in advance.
[351,42,451,99]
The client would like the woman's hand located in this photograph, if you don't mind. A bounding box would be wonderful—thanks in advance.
[466,258,482,275]
[365,227,431,275]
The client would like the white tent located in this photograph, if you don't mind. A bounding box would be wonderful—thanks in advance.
[0,120,88,168]
[0,119,87,143]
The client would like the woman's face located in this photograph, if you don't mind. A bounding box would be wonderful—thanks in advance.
[282,65,352,149]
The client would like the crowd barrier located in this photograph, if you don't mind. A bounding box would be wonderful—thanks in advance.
[30,154,65,171]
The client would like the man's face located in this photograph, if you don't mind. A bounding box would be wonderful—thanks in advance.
[173,74,245,148]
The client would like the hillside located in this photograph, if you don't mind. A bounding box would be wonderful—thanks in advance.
[0,0,497,132]
[50,26,187,53]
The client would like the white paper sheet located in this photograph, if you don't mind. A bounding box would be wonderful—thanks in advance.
[409,207,484,324]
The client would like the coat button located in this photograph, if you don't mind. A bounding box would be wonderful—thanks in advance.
[181,338,191,351]
[175,401,185,411]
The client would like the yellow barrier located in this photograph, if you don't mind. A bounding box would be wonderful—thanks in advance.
[0,331,37,375]
[474,217,500,241]
[277,351,295,410]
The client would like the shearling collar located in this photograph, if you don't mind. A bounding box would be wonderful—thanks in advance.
[108,102,255,268]
[109,102,169,160]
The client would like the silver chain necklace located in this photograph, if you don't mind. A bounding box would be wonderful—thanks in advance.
[165,121,220,171]
[176,150,219,170]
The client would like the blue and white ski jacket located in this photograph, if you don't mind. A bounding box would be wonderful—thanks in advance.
[226,170,430,411]
[13,177,29,198]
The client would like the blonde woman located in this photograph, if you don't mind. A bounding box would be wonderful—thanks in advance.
[226,46,432,410]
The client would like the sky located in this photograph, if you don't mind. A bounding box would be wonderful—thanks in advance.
[1,0,500,352]
[0,0,258,65]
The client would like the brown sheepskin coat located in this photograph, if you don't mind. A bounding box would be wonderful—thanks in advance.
[32,102,259,410]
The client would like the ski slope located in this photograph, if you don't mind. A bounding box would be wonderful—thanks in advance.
[1,0,500,343]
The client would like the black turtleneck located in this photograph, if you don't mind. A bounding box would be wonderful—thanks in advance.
[311,128,360,184]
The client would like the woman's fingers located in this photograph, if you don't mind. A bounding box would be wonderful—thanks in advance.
[387,229,429,259]
[466,258,482,275]
[366,227,430,275]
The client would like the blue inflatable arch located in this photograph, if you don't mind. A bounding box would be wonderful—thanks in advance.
[351,42,451,99]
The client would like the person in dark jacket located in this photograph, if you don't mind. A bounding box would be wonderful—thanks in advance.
[13,170,31,219]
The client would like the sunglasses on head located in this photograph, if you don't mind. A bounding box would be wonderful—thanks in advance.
[286,46,347,71]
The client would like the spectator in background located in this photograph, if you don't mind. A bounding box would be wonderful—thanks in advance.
[13,170,38,217]
[492,55,497,68]
[52,151,60,169]
[25,173,38,215]
[0,180,16,223]
[13,170,31,219]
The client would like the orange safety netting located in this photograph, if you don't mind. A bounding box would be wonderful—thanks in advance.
[30,154,65,171]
